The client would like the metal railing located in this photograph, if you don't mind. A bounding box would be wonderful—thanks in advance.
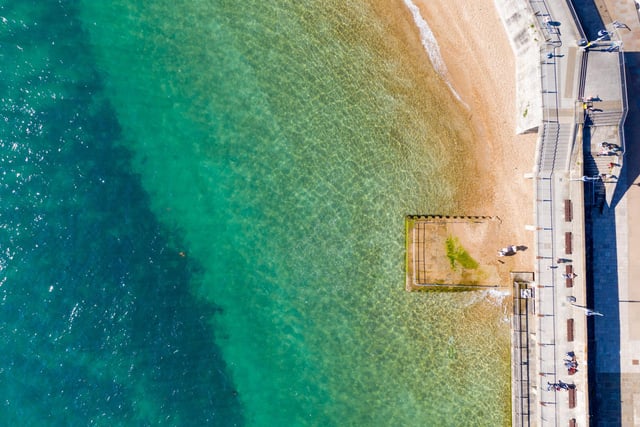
[526,2,571,424]
[617,50,629,153]
[563,0,587,40]
[534,176,560,426]
[513,281,533,427]
[529,0,562,47]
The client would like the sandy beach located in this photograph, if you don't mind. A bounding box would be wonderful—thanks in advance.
[412,0,538,274]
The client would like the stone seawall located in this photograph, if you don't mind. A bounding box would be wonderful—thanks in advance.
[494,0,544,134]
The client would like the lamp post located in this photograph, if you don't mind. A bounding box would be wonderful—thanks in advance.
[570,175,601,182]
[570,303,603,316]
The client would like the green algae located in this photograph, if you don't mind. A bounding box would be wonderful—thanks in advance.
[445,236,479,270]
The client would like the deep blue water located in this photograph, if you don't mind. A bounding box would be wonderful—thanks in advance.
[0,2,242,425]
[0,1,512,425]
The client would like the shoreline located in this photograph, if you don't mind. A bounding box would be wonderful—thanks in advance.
[400,0,468,107]
[412,0,537,274]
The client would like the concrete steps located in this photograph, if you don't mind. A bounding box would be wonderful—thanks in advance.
[587,110,623,126]
[537,122,575,173]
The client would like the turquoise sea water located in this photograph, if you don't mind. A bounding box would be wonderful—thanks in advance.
[0,1,511,425]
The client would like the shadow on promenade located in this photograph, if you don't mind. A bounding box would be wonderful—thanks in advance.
[612,52,640,205]
[582,116,606,211]
[589,48,640,427]
[575,7,623,426]
[584,199,621,426]
[582,107,622,425]
[569,0,604,40]
[571,3,640,426]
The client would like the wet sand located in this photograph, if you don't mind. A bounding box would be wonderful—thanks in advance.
[367,0,537,279]
[413,0,537,274]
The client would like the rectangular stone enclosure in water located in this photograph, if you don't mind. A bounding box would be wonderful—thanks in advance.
[405,215,503,291]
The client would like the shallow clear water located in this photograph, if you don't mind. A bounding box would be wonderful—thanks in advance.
[0,1,511,425]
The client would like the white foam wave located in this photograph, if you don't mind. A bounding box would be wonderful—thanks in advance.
[458,288,512,323]
[484,289,512,323]
[402,0,466,106]
[484,288,511,305]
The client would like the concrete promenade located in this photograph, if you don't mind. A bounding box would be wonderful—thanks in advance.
[528,1,591,425]
[577,1,640,425]
[507,0,636,425]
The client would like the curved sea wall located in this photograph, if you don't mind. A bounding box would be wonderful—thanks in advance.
[494,0,544,134]
[404,0,543,134]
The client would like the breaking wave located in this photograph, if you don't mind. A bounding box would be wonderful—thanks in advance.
[402,0,466,105]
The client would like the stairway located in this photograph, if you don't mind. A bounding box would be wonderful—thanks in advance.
[586,110,622,127]
[582,145,619,210]
[537,122,575,173]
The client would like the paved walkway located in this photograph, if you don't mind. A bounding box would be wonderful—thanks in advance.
[520,0,630,426]
[528,1,590,425]
[598,4,640,427]
[571,0,640,425]
[498,1,637,425]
